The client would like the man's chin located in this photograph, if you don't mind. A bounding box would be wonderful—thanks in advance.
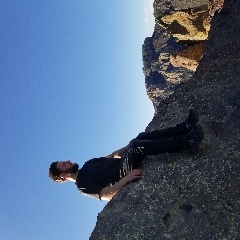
[72,163,79,173]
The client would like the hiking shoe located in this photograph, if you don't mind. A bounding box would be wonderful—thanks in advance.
[187,124,204,147]
[185,107,199,130]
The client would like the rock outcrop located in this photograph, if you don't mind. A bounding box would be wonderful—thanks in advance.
[90,0,240,239]
[158,5,209,41]
[142,0,223,110]
[170,41,206,71]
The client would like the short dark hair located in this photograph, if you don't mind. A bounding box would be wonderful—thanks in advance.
[49,161,67,183]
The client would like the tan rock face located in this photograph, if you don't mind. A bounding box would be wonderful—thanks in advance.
[157,5,210,73]
[208,0,224,19]
[170,42,205,71]
[158,5,209,41]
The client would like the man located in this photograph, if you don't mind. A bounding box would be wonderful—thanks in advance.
[49,108,204,201]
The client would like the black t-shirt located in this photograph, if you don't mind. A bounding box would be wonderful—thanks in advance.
[75,157,121,200]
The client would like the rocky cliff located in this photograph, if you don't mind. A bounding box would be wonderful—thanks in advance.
[90,0,240,239]
[142,0,223,110]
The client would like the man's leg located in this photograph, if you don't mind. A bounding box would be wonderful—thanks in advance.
[136,108,199,140]
[133,124,204,155]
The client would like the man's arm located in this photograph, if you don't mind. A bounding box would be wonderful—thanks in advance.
[105,139,135,158]
[99,169,143,201]
[105,145,128,158]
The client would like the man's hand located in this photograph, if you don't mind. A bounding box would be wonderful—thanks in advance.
[123,169,143,183]
[99,169,143,201]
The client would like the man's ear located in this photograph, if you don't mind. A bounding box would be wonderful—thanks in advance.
[59,173,69,179]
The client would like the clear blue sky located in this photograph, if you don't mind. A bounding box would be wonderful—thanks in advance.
[0,1,155,239]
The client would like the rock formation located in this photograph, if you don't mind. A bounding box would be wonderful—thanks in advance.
[142,0,223,110]
[170,42,205,71]
[90,0,240,239]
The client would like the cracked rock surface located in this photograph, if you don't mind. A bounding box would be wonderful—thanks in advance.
[90,0,240,239]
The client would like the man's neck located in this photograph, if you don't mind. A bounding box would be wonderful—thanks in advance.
[67,171,79,182]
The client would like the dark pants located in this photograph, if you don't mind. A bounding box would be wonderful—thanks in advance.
[119,122,190,178]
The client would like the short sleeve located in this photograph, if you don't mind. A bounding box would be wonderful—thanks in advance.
[78,182,103,200]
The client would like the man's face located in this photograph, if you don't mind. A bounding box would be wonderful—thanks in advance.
[57,160,79,174]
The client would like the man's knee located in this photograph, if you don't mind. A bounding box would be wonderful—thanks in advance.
[136,132,147,140]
